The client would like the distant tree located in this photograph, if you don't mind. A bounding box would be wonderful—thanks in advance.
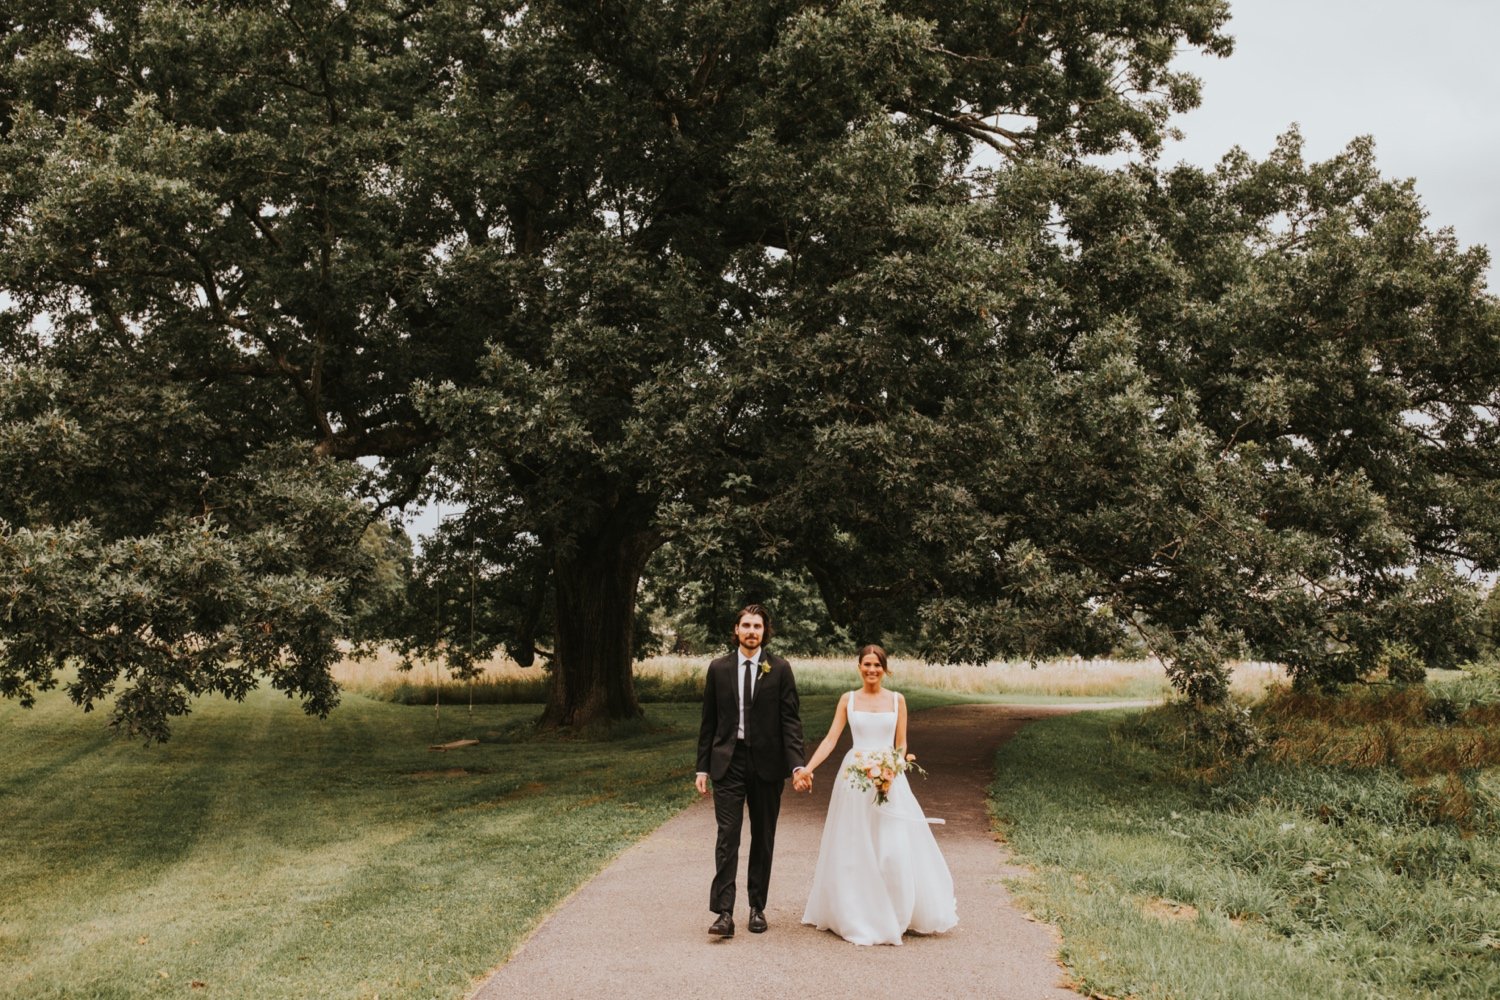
[637,548,853,657]
[350,517,413,639]
[1479,580,1500,662]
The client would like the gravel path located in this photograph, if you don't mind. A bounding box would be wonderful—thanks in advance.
[469,702,1140,1000]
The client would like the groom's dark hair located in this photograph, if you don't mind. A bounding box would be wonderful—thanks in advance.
[734,603,775,642]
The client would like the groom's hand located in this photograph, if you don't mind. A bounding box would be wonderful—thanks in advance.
[695,773,709,795]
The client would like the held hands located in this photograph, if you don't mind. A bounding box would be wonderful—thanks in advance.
[698,771,813,792]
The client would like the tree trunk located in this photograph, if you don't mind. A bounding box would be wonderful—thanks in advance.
[540,528,655,729]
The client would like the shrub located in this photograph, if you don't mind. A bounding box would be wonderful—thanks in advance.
[1376,640,1427,685]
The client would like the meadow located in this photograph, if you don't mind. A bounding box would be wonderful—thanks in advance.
[7,649,1076,1000]
[334,649,1284,706]
[0,652,1186,1000]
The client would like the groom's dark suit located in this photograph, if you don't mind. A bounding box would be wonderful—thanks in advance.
[697,650,805,917]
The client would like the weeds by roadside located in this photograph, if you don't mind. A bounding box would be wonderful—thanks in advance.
[991,677,1500,1000]
[1257,686,1500,788]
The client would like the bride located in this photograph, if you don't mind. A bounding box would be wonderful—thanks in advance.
[798,644,958,945]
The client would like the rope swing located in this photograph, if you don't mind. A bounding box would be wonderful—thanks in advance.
[427,501,479,752]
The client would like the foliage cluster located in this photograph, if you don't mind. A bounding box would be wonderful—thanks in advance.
[991,709,1500,1000]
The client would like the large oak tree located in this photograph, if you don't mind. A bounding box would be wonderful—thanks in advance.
[3,1,1496,739]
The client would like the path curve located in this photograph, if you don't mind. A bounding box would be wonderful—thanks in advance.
[470,703,1139,1000]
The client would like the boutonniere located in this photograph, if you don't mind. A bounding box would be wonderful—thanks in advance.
[759,661,772,679]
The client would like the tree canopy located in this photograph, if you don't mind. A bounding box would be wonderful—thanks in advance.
[3,0,1496,740]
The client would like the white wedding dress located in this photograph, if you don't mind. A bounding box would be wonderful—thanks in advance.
[801,690,958,945]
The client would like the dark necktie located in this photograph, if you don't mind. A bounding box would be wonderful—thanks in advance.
[742,658,753,738]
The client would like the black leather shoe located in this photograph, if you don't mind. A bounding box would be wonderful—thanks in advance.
[708,912,734,937]
[748,909,767,933]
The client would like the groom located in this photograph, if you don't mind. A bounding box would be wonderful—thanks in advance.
[695,603,809,938]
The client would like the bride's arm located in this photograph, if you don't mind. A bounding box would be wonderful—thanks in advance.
[802,692,850,778]
[894,691,908,755]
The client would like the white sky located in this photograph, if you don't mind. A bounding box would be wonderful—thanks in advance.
[1159,0,1498,288]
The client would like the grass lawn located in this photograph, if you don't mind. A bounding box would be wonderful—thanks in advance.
[990,707,1500,1000]
[0,688,721,1000]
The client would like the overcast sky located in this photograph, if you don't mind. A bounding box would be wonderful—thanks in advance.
[1158,0,1498,288]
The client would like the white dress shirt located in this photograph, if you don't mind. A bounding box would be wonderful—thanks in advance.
[736,650,761,740]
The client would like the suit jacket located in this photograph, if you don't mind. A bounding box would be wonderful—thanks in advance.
[696,650,806,782]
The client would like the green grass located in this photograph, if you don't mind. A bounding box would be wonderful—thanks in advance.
[0,688,721,1000]
[990,709,1500,1000]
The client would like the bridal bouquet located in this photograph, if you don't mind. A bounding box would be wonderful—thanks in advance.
[844,748,925,805]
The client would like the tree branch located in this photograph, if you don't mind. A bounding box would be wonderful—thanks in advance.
[907,106,1027,159]
[312,423,444,461]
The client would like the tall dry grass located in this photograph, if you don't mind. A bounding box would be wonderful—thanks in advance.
[1257,683,1500,779]
[335,649,1287,704]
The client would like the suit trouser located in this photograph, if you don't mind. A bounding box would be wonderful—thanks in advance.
[710,740,784,913]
